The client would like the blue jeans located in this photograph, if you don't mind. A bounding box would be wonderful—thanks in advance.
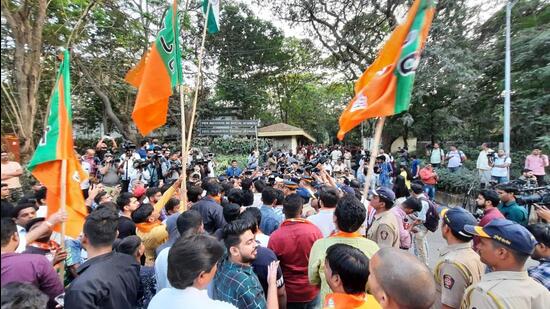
[492,176,508,184]
[424,184,436,200]
[449,166,460,173]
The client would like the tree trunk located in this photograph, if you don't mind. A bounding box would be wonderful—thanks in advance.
[2,0,49,160]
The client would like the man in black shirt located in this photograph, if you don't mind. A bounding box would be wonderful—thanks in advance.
[64,207,140,308]
[116,192,139,239]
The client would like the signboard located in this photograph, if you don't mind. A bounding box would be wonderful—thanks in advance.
[197,119,259,136]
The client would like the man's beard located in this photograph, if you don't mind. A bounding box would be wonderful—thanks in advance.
[240,249,258,264]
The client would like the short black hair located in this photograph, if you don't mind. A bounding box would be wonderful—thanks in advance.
[116,192,134,211]
[402,197,422,212]
[478,190,500,207]
[335,195,366,232]
[206,183,222,196]
[34,187,47,202]
[176,210,203,236]
[84,207,119,247]
[187,186,203,203]
[527,223,550,247]
[241,178,253,190]
[491,239,530,265]
[164,198,180,213]
[98,202,118,212]
[146,187,162,199]
[253,180,266,193]
[227,188,245,206]
[94,191,109,205]
[114,235,142,256]
[222,202,242,224]
[1,282,48,309]
[274,189,284,205]
[325,243,370,294]
[261,187,277,205]
[495,183,518,194]
[240,207,262,227]
[222,219,256,252]
[131,203,154,223]
[410,182,424,195]
[283,194,303,219]
[167,234,224,289]
[1,217,17,247]
[11,203,37,219]
[320,187,339,208]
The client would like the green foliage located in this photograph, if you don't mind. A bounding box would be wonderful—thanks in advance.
[214,154,248,175]
[436,167,480,194]
[192,137,271,155]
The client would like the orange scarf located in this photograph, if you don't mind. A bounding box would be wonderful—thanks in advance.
[136,221,162,233]
[330,231,362,238]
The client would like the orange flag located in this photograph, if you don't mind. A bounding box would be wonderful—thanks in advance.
[337,0,435,140]
[28,51,88,238]
[126,0,182,136]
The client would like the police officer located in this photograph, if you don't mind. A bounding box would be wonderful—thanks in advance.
[367,187,400,248]
[434,207,484,309]
[461,219,550,308]
[282,179,298,196]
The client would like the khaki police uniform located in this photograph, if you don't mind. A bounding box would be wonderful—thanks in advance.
[367,210,399,248]
[433,242,484,309]
[461,271,550,309]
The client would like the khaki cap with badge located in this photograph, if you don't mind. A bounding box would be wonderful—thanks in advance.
[460,219,550,309]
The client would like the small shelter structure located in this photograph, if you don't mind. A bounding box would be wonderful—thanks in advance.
[258,123,316,154]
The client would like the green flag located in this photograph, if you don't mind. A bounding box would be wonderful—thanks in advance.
[202,0,220,33]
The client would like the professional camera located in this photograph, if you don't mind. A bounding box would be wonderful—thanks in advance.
[486,150,497,165]
[309,155,328,167]
[122,141,136,150]
[133,159,148,169]
[170,160,183,171]
[516,186,550,206]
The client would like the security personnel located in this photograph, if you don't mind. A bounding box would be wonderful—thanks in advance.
[461,219,550,308]
[433,207,484,309]
[282,179,298,196]
[367,187,400,248]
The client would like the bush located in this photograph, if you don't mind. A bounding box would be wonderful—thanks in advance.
[192,137,271,155]
[436,167,479,194]
[214,154,247,175]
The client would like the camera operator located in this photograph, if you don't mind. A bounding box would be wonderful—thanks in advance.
[99,152,120,189]
[144,150,162,188]
[161,152,181,183]
[206,153,216,178]
[518,169,538,188]
[490,149,511,184]
[130,159,151,189]
[118,143,141,192]
[495,183,528,226]
[95,135,118,161]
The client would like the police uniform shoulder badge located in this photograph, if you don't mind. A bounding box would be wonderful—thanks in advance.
[443,274,455,289]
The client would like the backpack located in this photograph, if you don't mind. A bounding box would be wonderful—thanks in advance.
[419,197,440,232]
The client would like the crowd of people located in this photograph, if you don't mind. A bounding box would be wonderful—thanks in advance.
[1,138,549,309]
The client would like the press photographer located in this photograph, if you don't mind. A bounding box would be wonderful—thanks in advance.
[161,152,182,183]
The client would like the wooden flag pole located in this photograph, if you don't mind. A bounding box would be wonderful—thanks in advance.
[185,2,210,155]
[363,117,386,199]
[179,85,188,207]
[59,159,68,282]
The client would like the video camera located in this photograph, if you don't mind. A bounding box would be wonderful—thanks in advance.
[516,186,550,206]
[133,159,148,169]
[122,142,137,152]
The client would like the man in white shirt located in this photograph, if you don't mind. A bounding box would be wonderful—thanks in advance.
[427,143,445,168]
[491,149,511,184]
[12,203,38,252]
[330,147,342,165]
[118,146,141,192]
[308,187,339,237]
[149,234,237,309]
[476,143,493,188]
[445,145,466,173]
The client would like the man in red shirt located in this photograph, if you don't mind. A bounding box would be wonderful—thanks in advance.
[474,190,504,250]
[268,194,323,308]
[419,163,438,200]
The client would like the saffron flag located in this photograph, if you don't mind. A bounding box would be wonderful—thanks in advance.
[337,0,435,140]
[203,0,220,33]
[28,50,88,239]
[126,0,183,136]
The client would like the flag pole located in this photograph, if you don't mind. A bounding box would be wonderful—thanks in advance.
[58,159,68,282]
[179,86,188,208]
[178,0,191,209]
[185,1,210,155]
[363,117,386,198]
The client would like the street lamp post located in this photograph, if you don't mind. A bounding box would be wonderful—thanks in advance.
[503,0,517,157]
